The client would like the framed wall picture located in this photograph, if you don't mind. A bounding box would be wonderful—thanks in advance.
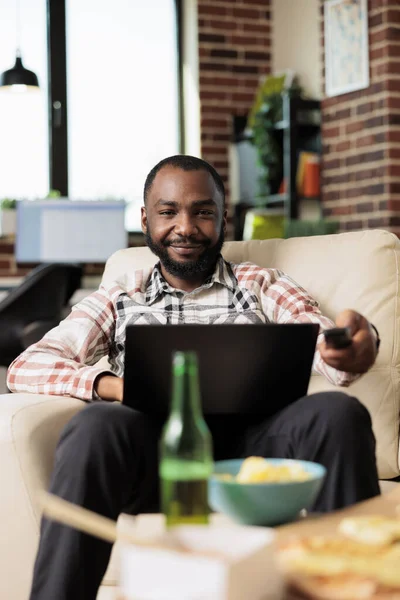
[324,0,369,97]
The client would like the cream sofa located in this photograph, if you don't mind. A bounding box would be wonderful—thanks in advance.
[1,229,400,600]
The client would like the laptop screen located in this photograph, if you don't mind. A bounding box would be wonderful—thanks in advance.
[123,323,319,417]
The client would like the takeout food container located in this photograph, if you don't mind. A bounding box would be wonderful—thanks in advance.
[118,521,284,600]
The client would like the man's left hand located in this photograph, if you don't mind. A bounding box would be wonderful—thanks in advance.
[319,309,378,374]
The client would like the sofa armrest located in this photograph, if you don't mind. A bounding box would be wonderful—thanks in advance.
[0,392,85,600]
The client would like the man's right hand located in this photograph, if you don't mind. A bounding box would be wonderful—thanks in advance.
[94,375,124,402]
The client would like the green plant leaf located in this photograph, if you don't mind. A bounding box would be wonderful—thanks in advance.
[0,198,17,209]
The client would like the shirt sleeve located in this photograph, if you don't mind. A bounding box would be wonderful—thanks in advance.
[6,285,117,401]
[257,268,359,387]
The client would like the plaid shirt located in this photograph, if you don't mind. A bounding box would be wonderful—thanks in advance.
[7,256,358,400]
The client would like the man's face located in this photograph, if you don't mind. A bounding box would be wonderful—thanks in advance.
[141,166,227,280]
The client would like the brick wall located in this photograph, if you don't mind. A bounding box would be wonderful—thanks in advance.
[197,0,272,200]
[0,234,145,278]
[321,0,400,233]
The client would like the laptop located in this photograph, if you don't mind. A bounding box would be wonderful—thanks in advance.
[123,323,319,417]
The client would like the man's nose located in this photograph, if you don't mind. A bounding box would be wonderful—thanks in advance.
[174,213,198,237]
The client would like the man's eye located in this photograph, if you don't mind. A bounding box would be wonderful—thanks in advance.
[159,211,175,216]
[198,210,214,216]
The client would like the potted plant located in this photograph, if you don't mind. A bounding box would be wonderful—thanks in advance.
[251,95,284,201]
[247,72,302,203]
[0,198,17,237]
[46,189,61,199]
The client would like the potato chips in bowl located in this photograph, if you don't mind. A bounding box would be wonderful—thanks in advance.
[235,456,313,484]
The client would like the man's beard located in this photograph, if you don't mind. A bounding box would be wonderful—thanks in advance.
[145,226,225,280]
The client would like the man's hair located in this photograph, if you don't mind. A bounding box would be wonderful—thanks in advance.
[143,155,225,205]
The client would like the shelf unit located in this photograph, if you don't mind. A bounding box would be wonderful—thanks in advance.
[281,94,321,219]
[232,94,321,237]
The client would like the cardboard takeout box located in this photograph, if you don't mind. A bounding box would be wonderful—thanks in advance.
[118,521,284,600]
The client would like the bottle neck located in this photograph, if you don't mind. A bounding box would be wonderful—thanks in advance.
[170,352,202,423]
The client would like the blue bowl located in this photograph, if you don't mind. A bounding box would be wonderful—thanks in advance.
[208,458,326,526]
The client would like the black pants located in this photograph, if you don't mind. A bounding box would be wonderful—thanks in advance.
[30,392,380,600]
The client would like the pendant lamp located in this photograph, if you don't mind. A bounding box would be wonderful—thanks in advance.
[0,0,40,91]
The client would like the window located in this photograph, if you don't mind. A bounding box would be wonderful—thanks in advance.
[0,0,49,199]
[66,0,181,231]
[0,0,181,233]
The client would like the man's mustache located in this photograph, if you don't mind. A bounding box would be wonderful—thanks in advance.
[163,237,211,247]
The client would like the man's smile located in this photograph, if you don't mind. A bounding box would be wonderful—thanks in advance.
[169,244,203,256]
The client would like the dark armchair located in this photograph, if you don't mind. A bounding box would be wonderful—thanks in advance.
[0,263,83,367]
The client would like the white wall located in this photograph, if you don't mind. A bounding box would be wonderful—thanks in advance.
[182,0,201,157]
[272,0,322,99]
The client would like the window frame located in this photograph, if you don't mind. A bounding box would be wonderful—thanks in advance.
[47,0,69,195]
[47,0,183,200]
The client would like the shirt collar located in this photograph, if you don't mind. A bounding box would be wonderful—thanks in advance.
[145,255,236,305]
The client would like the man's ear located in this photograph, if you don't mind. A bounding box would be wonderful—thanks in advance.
[222,209,228,233]
[141,206,148,234]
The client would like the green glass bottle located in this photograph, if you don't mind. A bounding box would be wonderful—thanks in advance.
[160,351,213,527]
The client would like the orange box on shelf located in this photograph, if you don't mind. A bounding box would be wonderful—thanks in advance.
[303,156,320,198]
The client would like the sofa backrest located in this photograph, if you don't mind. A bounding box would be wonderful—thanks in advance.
[102,230,400,479]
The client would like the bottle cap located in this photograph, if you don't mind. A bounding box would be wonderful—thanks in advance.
[173,351,198,375]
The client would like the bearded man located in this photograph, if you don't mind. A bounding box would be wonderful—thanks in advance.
[8,155,380,600]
